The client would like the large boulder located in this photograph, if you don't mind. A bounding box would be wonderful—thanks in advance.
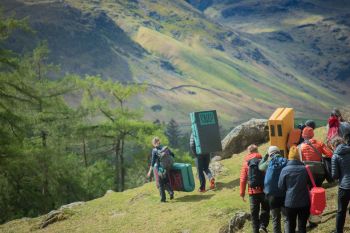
[216,119,269,159]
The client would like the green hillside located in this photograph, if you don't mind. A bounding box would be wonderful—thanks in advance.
[1,128,348,233]
[1,0,349,127]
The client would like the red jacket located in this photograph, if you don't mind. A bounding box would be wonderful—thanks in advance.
[300,139,333,162]
[240,153,264,196]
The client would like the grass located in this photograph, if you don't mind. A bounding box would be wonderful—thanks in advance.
[1,127,348,233]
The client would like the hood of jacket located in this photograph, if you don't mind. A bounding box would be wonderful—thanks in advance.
[334,144,350,156]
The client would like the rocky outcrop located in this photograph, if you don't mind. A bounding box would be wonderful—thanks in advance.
[216,119,269,159]
[218,211,251,233]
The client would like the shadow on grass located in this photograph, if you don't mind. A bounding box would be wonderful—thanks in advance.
[214,178,240,191]
[175,194,215,202]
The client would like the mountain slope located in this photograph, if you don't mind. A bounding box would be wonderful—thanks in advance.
[1,128,348,233]
[2,0,350,127]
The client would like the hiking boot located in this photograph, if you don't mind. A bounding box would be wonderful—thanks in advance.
[259,226,267,233]
[170,193,174,200]
[210,178,215,189]
[198,188,206,193]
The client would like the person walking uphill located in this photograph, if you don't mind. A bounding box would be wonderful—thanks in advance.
[240,144,269,233]
[190,133,215,192]
[331,136,350,233]
[278,146,311,233]
[147,137,174,202]
[299,126,333,186]
[259,146,288,233]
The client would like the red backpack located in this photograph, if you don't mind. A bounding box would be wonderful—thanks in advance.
[306,165,326,215]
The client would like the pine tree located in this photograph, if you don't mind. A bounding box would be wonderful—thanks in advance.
[165,118,181,148]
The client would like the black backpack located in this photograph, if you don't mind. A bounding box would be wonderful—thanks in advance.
[248,158,264,188]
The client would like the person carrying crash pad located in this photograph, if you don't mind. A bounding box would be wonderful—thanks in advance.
[147,137,174,202]
[190,133,215,192]
[240,144,270,233]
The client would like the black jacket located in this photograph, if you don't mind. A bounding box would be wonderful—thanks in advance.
[278,160,311,208]
[332,144,350,189]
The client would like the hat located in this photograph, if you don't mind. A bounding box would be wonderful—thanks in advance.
[305,120,316,130]
[268,146,280,156]
[288,146,299,160]
[302,126,314,139]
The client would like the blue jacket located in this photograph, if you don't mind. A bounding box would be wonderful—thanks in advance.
[263,155,288,197]
[278,160,311,208]
[332,144,350,190]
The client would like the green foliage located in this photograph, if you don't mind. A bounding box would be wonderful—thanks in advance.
[165,118,181,148]
[0,14,163,224]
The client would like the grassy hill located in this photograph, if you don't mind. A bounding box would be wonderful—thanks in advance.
[1,127,348,233]
[1,0,350,127]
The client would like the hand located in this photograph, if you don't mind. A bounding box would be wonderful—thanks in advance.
[147,171,151,178]
[240,194,246,202]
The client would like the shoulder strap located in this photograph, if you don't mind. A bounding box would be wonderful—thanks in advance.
[298,144,303,162]
[305,165,316,187]
[304,139,323,160]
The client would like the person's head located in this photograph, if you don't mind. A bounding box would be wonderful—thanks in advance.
[305,120,316,130]
[268,145,280,156]
[333,108,342,118]
[247,144,258,154]
[152,136,160,147]
[331,136,345,150]
[288,145,299,160]
[302,126,314,140]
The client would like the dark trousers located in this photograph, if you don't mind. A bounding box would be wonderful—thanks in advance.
[158,175,173,202]
[285,206,310,233]
[249,193,270,233]
[266,195,288,233]
[336,188,350,233]
[195,154,213,190]
[313,173,325,187]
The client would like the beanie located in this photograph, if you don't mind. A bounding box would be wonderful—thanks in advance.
[302,126,314,139]
[305,120,316,130]
[288,146,299,160]
[268,146,280,156]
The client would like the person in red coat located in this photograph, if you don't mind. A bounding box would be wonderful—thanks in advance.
[300,126,333,186]
[240,144,269,233]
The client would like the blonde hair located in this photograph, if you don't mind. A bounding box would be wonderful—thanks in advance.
[247,144,258,154]
[152,136,160,146]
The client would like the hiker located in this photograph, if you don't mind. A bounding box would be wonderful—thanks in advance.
[278,146,311,233]
[259,146,288,233]
[240,144,269,233]
[147,137,174,202]
[298,120,316,144]
[331,136,350,233]
[190,133,215,192]
[299,126,333,186]
[327,110,341,145]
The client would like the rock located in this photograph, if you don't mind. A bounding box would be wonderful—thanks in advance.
[209,161,223,177]
[59,201,85,210]
[39,210,68,229]
[105,189,115,195]
[211,156,222,162]
[228,211,251,233]
[216,119,269,159]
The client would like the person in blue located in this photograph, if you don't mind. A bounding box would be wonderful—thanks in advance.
[190,133,215,192]
[331,136,350,233]
[278,146,311,233]
[147,137,174,202]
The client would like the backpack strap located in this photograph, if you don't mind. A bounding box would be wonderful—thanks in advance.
[304,139,323,160]
[298,144,303,162]
[305,165,316,187]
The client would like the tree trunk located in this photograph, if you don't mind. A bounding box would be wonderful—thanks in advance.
[120,138,125,192]
[82,138,87,167]
[114,138,121,192]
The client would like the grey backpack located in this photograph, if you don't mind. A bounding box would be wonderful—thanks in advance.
[158,146,174,171]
